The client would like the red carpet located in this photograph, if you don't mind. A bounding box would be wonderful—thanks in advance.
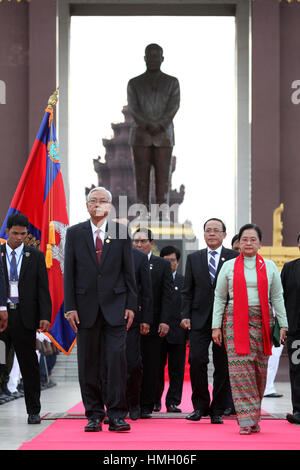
[19,382,300,451]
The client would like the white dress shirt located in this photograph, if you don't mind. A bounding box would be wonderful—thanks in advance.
[90,220,106,245]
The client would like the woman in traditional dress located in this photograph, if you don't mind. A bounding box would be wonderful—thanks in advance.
[212,223,288,435]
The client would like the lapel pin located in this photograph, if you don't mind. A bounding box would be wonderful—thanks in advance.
[175,286,178,290]
[25,252,30,257]
[150,264,153,270]
[221,257,225,262]
[105,239,111,244]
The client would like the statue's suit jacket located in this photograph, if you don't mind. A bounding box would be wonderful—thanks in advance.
[181,247,239,330]
[127,70,180,147]
[64,220,137,328]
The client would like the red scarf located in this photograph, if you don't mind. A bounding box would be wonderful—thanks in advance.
[233,253,272,355]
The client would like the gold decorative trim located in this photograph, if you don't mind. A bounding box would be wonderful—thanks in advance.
[259,204,299,271]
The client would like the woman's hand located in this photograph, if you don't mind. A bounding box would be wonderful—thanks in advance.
[212,328,222,347]
[280,328,287,344]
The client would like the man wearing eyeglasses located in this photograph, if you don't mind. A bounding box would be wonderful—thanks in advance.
[181,218,238,424]
[64,187,137,433]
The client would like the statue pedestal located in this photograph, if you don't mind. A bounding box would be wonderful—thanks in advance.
[129,219,198,274]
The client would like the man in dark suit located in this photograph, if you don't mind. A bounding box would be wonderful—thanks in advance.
[154,245,187,413]
[127,43,180,213]
[0,213,51,423]
[125,247,152,420]
[132,228,173,417]
[0,253,7,333]
[64,187,137,433]
[181,218,238,424]
[281,232,300,425]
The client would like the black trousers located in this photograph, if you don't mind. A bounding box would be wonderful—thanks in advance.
[189,325,231,415]
[77,312,127,420]
[126,325,143,409]
[287,331,300,413]
[132,146,173,210]
[140,334,163,412]
[155,339,186,407]
[0,306,40,415]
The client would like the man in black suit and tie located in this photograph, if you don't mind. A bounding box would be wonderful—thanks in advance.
[181,218,238,424]
[281,233,300,425]
[125,247,152,420]
[0,254,7,334]
[132,228,173,417]
[64,187,137,432]
[154,245,187,413]
[0,213,51,423]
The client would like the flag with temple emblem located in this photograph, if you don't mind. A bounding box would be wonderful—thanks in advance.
[0,93,76,355]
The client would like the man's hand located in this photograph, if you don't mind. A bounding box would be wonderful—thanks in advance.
[39,320,51,332]
[0,310,8,332]
[140,322,150,335]
[158,323,169,338]
[125,309,135,331]
[66,311,80,333]
[180,318,191,330]
[212,328,222,347]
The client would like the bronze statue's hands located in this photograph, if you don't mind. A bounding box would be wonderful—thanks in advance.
[140,322,150,335]
[39,320,51,332]
[125,309,135,330]
[180,319,191,331]
[158,323,169,337]
[0,310,8,332]
[66,311,80,333]
[212,328,222,347]
[146,123,163,136]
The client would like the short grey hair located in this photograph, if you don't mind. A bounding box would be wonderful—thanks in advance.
[86,186,112,203]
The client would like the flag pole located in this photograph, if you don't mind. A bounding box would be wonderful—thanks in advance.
[45,87,59,268]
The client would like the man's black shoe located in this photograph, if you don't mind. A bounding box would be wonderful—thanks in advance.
[140,408,152,418]
[129,406,140,420]
[286,412,300,425]
[84,418,102,432]
[211,415,224,424]
[264,393,283,398]
[108,418,130,432]
[27,414,41,424]
[223,407,236,416]
[153,403,161,412]
[166,404,182,413]
[186,410,204,421]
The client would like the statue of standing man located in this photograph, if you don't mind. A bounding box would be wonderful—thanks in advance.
[127,44,180,217]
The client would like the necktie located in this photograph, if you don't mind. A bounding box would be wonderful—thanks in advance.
[10,250,19,304]
[10,250,18,281]
[95,229,103,264]
[208,250,217,284]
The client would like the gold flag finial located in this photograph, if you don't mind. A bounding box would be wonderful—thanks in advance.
[47,87,59,110]
[273,203,284,247]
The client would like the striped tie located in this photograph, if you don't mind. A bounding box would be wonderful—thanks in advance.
[208,250,217,284]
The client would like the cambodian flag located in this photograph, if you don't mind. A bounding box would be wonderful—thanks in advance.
[0,103,76,355]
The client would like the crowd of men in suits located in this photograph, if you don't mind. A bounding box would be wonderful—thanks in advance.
[0,186,300,430]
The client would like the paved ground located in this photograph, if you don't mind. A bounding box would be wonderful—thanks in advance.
[0,381,293,450]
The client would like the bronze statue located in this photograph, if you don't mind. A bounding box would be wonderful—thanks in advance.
[127,44,180,215]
